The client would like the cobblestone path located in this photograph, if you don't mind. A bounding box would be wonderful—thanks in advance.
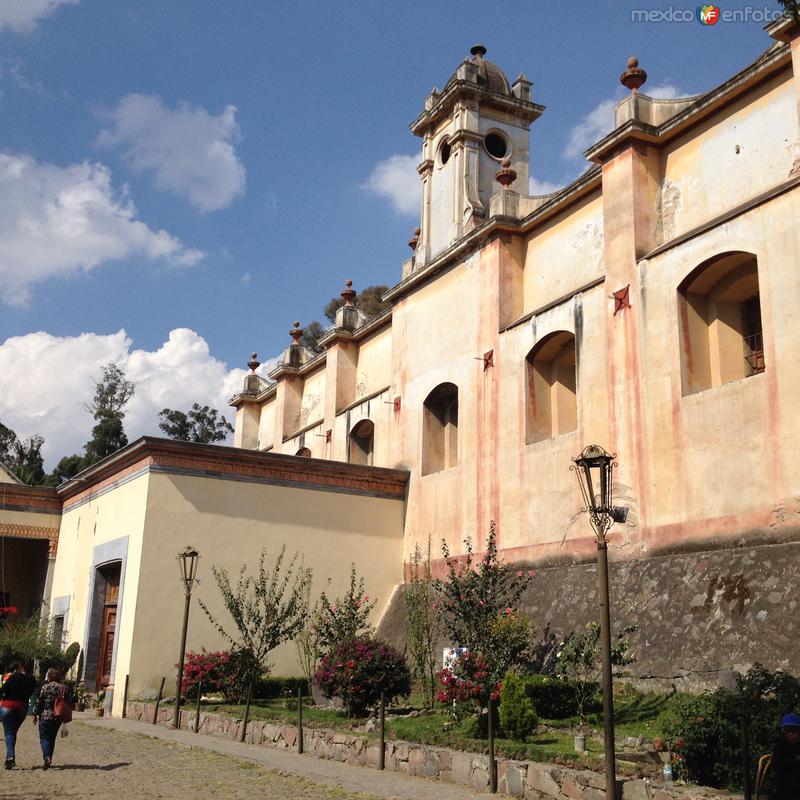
[0,717,382,800]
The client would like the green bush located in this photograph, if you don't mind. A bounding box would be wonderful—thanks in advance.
[524,674,589,719]
[663,664,800,790]
[253,676,310,700]
[499,672,538,740]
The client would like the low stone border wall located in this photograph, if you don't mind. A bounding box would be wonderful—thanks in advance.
[125,702,736,800]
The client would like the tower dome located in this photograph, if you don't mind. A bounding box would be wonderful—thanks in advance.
[444,44,512,96]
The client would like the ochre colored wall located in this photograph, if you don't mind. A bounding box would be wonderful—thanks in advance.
[50,474,149,714]
[128,471,405,702]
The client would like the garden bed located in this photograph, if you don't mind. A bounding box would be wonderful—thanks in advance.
[126,699,736,800]
[198,687,678,779]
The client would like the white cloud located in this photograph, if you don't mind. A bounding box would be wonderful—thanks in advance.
[0,151,202,305]
[98,94,246,212]
[564,84,685,160]
[529,177,563,195]
[563,99,618,161]
[361,153,419,216]
[0,0,77,32]
[0,328,278,469]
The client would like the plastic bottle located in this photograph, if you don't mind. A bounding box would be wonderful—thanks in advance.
[662,762,674,787]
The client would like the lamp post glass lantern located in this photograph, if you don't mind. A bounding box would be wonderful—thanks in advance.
[570,446,627,800]
[174,546,199,728]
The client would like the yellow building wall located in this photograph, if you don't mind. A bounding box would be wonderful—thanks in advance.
[660,70,797,243]
[127,471,405,703]
[354,327,392,401]
[257,397,276,450]
[297,366,326,432]
[522,193,605,312]
[49,474,149,715]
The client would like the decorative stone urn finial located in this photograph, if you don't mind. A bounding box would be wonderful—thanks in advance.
[408,227,420,251]
[495,158,517,188]
[247,352,260,373]
[289,321,303,344]
[341,279,356,306]
[620,56,647,92]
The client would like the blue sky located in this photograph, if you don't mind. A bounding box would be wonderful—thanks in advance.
[0,0,783,466]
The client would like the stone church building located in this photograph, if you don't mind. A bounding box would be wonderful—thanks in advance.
[2,16,799,713]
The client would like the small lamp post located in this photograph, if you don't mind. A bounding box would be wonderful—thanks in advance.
[174,545,199,729]
[571,446,628,800]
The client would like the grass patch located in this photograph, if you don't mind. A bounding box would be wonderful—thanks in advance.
[201,686,682,768]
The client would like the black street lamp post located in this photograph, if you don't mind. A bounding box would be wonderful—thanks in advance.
[571,445,628,800]
[174,545,199,729]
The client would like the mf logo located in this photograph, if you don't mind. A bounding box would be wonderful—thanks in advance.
[696,4,721,24]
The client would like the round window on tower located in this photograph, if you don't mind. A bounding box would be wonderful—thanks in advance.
[484,131,508,160]
[438,138,452,167]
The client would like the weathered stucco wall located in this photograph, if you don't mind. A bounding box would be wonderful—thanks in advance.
[354,327,392,402]
[129,468,405,703]
[522,193,605,312]
[51,472,149,714]
[379,535,800,691]
[660,70,797,244]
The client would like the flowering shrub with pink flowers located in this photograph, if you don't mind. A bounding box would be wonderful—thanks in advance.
[179,649,257,702]
[314,636,410,716]
[436,650,500,706]
[433,521,537,706]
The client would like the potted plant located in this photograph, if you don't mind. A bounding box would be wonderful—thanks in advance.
[92,689,106,717]
[74,682,87,712]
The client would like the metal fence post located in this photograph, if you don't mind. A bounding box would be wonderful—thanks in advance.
[298,686,304,754]
[488,697,497,793]
[194,681,202,733]
[153,677,166,725]
[379,692,385,770]
[121,674,129,718]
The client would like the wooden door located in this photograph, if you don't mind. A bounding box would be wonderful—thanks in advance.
[95,564,121,691]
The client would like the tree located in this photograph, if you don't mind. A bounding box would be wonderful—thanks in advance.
[158,403,234,443]
[323,284,391,325]
[434,522,537,708]
[778,1,800,20]
[86,362,135,419]
[0,423,47,485]
[554,622,636,725]
[300,321,326,356]
[83,363,135,465]
[313,565,375,655]
[404,540,438,708]
[0,423,15,466]
[200,546,312,737]
[46,454,86,486]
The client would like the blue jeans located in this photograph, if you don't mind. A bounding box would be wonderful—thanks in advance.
[0,705,27,760]
[38,718,61,761]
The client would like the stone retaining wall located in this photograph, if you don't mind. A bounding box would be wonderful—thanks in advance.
[125,702,737,800]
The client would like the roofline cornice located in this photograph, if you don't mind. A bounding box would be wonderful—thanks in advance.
[766,14,800,43]
[410,82,544,136]
[586,43,791,163]
[382,166,602,304]
[56,436,409,503]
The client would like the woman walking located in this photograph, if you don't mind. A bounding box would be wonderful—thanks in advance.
[0,661,36,769]
[32,667,66,769]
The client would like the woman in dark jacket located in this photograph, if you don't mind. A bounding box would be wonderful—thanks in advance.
[0,661,36,769]
[32,667,66,769]
[771,712,800,800]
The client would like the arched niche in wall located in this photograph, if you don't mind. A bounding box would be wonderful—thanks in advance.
[525,330,577,444]
[678,251,763,395]
[349,419,375,466]
[422,382,458,475]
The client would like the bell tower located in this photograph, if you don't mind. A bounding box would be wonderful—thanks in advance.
[409,45,543,267]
